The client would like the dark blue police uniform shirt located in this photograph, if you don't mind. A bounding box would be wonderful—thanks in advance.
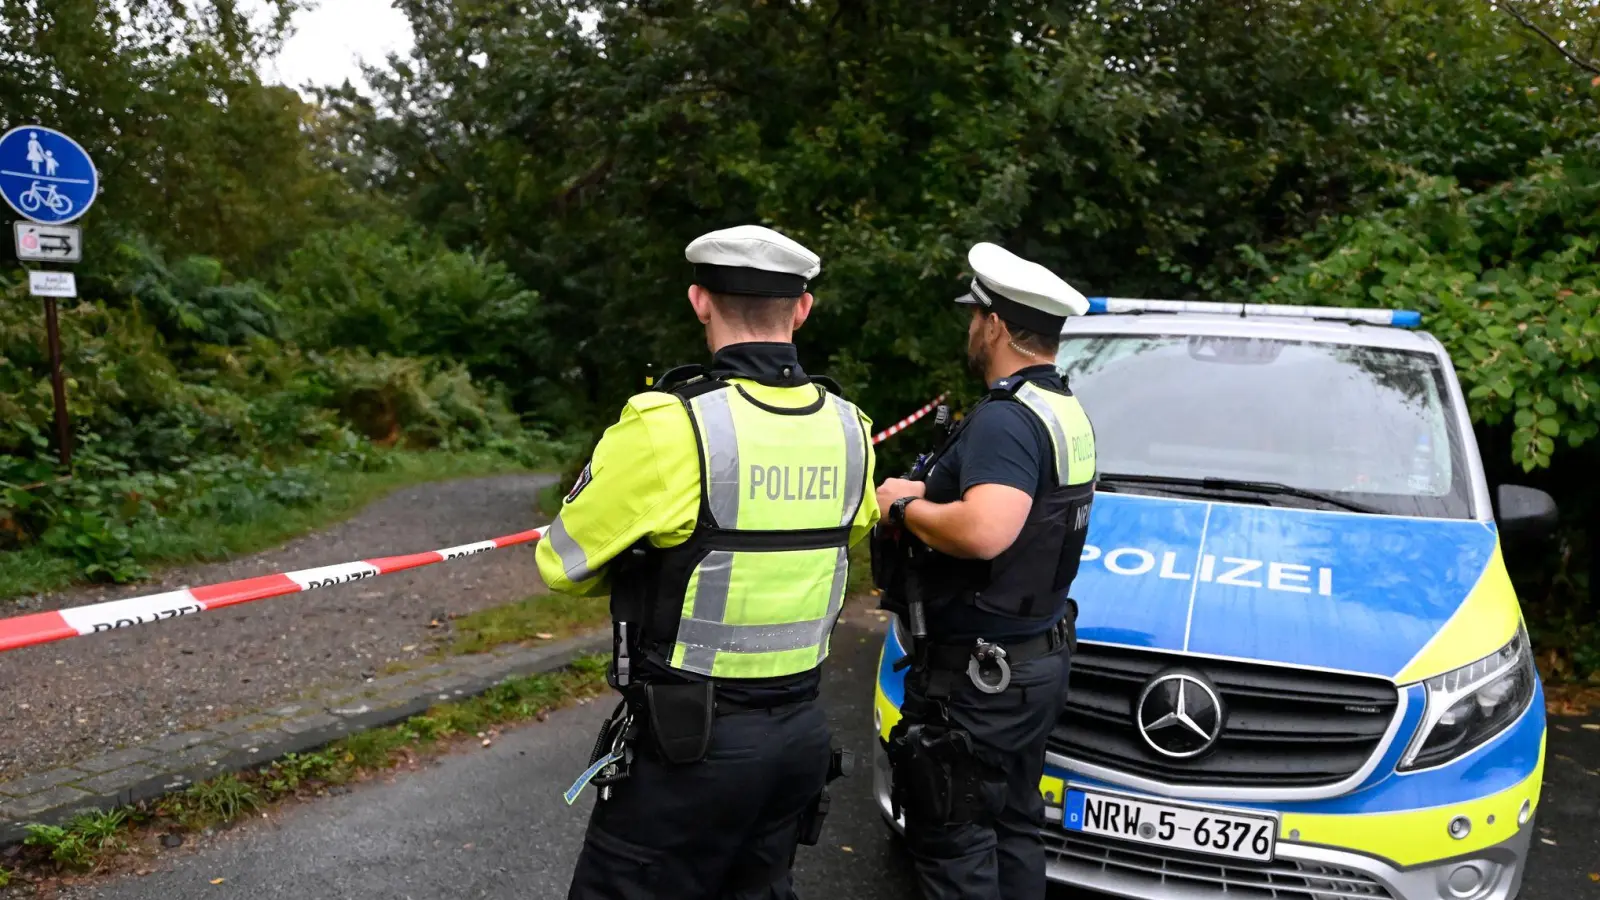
[922,364,1066,641]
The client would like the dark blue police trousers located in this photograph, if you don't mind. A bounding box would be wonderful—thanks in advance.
[566,698,833,900]
[901,647,1072,900]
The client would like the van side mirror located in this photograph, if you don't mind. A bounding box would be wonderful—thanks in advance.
[1494,484,1558,542]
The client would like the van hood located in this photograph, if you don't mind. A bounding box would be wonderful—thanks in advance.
[1073,492,1503,679]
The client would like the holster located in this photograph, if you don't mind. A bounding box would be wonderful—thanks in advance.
[797,744,855,848]
[643,681,715,766]
[884,717,1002,826]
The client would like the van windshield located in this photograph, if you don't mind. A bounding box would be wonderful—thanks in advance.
[1056,333,1475,519]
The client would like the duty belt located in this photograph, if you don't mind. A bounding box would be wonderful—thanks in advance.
[712,691,813,716]
[915,617,1071,694]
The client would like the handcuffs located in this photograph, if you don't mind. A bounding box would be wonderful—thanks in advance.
[967,638,1012,694]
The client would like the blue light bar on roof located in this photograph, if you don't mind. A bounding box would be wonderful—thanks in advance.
[1083,297,1421,328]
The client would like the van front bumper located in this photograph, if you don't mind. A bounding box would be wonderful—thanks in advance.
[871,741,1537,900]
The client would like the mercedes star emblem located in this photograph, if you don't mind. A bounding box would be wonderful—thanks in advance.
[1136,670,1224,759]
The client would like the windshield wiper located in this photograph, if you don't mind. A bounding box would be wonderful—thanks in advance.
[1096,472,1382,515]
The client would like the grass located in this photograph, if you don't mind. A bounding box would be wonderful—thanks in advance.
[0,449,541,604]
[21,808,129,870]
[848,540,875,597]
[450,592,607,655]
[3,656,608,882]
[370,591,610,682]
[536,481,565,519]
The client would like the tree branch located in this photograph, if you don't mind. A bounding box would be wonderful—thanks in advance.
[1502,1,1600,76]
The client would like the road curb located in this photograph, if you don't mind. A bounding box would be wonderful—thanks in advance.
[0,630,610,846]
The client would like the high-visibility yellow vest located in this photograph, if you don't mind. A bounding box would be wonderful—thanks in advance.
[1014,380,1097,490]
[617,376,872,680]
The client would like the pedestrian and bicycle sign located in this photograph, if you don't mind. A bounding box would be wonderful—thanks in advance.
[14,222,81,262]
[0,125,98,225]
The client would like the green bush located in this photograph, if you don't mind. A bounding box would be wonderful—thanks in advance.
[275,225,552,412]
[0,238,561,588]
[1244,150,1600,474]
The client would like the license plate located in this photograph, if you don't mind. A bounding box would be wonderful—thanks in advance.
[1063,787,1277,862]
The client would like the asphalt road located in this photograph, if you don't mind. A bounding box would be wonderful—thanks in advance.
[59,618,1599,900]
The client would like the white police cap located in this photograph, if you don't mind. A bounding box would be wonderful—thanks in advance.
[686,225,821,298]
[954,242,1088,333]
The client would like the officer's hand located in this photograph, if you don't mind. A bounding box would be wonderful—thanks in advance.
[876,478,926,515]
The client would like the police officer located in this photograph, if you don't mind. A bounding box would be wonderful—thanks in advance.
[536,224,880,900]
[874,242,1096,900]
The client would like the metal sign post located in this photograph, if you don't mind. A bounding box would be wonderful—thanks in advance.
[42,287,71,466]
[2,125,98,468]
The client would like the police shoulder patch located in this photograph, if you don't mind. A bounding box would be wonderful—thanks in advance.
[565,462,594,504]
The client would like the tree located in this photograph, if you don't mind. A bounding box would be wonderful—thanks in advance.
[0,0,352,275]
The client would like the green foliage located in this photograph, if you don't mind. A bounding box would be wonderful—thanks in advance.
[0,0,362,275]
[114,237,282,347]
[18,808,127,870]
[22,823,93,870]
[68,808,129,849]
[0,449,534,600]
[331,0,1599,440]
[0,237,559,592]
[261,751,340,794]
[183,774,262,824]
[275,225,552,413]
[39,507,147,584]
[339,728,409,770]
[1245,151,1600,472]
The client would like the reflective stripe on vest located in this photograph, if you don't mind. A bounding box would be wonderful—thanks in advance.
[1015,382,1096,487]
[669,388,867,679]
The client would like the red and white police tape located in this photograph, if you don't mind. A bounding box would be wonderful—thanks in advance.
[872,393,946,444]
[0,530,544,654]
[0,393,949,656]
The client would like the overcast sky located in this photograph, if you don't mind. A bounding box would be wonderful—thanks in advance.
[255,0,415,94]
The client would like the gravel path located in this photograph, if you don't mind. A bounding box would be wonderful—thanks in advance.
[0,474,557,784]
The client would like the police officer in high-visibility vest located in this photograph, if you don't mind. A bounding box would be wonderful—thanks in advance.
[873,242,1096,900]
[537,225,879,900]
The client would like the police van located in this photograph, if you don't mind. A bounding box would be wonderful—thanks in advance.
[872,299,1557,900]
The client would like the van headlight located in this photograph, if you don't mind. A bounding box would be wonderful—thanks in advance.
[1399,626,1536,771]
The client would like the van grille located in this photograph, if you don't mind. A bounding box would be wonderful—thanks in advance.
[1050,644,1400,788]
[1047,830,1395,899]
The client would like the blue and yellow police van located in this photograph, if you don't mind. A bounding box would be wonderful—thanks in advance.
[872,299,1558,900]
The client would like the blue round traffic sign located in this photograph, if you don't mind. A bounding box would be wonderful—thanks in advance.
[0,125,98,225]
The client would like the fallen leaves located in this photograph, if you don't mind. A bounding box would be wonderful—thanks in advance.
[1545,683,1600,718]
[211,877,226,884]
